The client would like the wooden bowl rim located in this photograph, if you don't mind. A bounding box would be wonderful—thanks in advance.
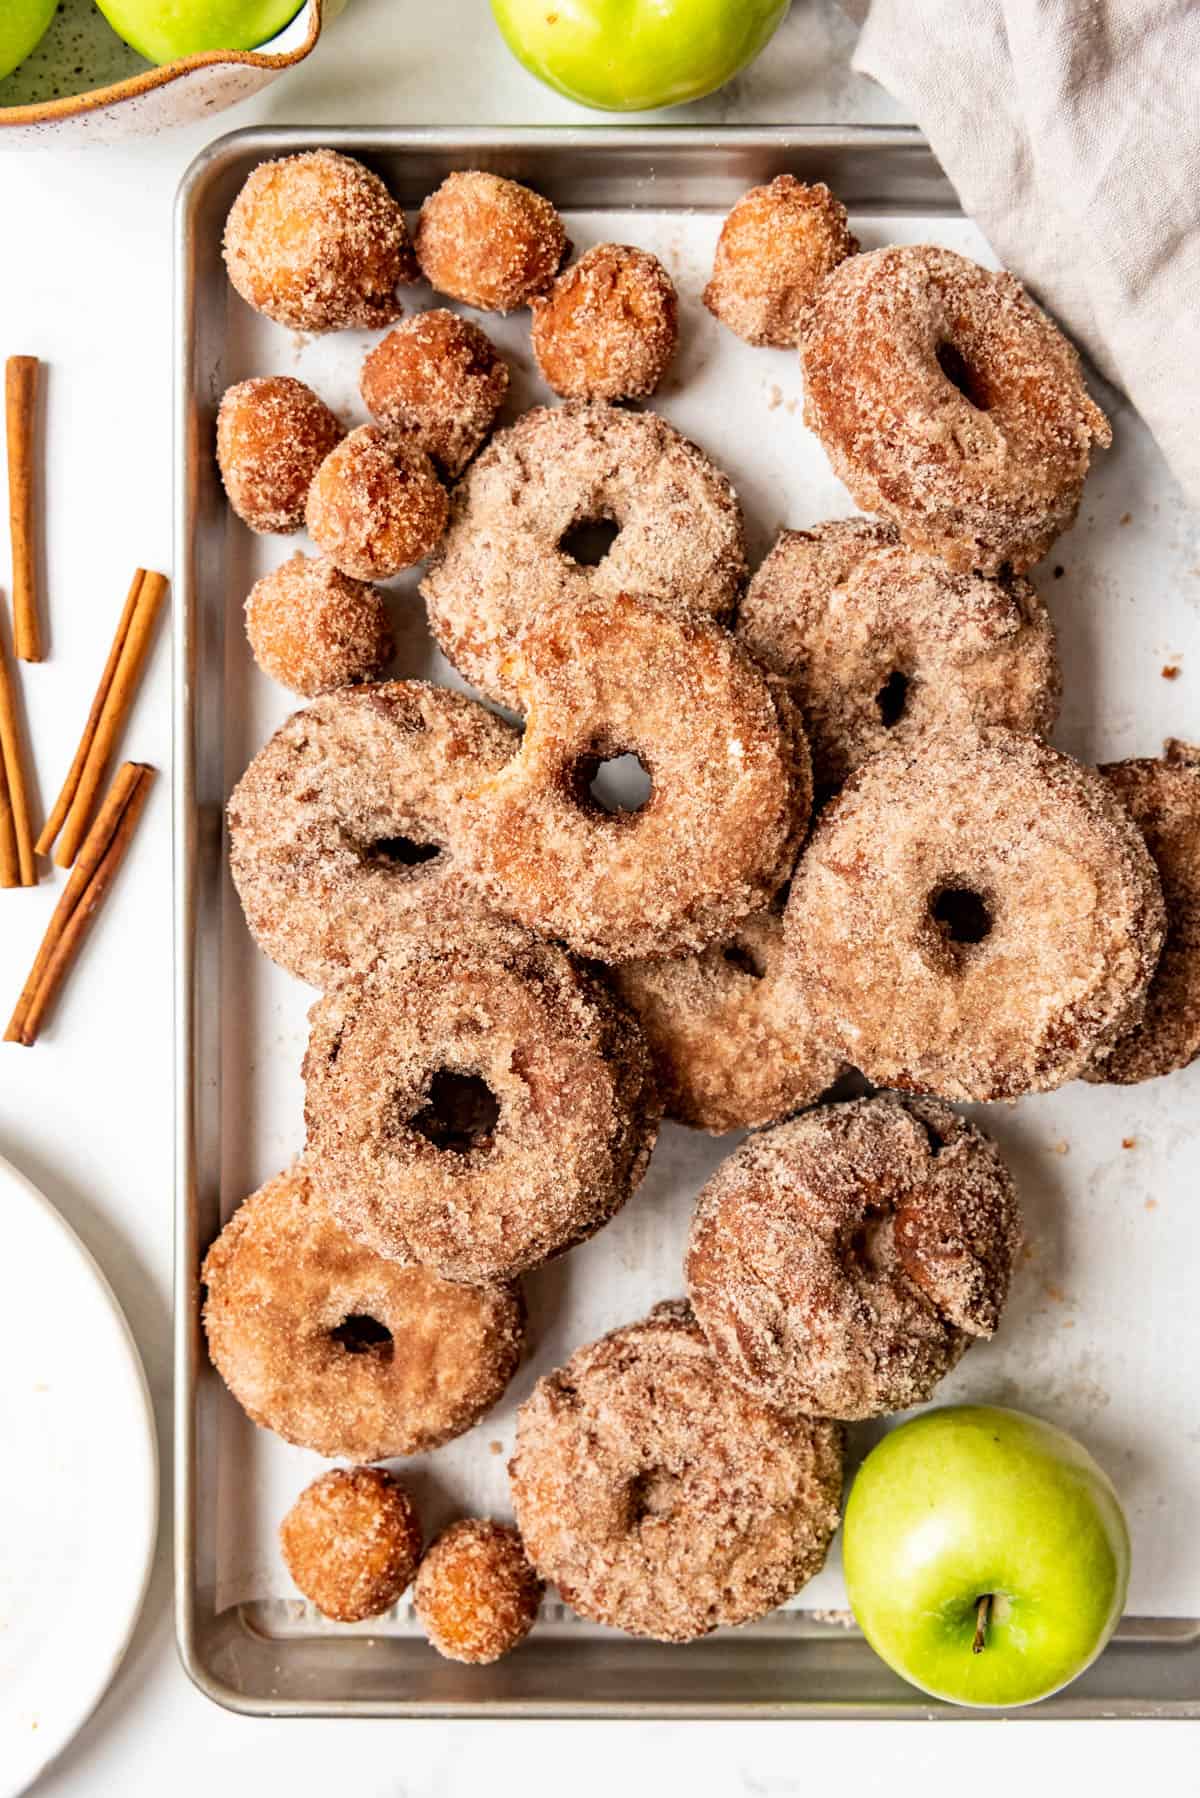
[0,0,322,128]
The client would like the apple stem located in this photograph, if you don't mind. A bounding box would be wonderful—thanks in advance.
[973,1594,993,1655]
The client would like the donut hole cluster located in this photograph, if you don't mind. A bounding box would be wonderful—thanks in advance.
[409,1068,503,1156]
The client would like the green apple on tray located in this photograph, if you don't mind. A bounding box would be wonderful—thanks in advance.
[843,1406,1131,1708]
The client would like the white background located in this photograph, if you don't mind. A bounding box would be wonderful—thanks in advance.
[0,0,1190,1790]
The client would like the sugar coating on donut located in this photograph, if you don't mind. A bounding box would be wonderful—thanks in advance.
[800,245,1111,574]
[1086,749,1200,1084]
[244,552,394,697]
[509,1301,844,1643]
[360,310,510,478]
[737,517,1061,790]
[415,1520,543,1664]
[531,243,678,401]
[227,681,517,988]
[280,1466,422,1623]
[223,149,417,333]
[216,376,344,536]
[414,171,566,313]
[785,727,1166,1100]
[703,176,858,349]
[306,424,448,581]
[613,906,845,1133]
[464,590,812,962]
[686,1095,1021,1420]
[420,402,747,708]
[202,1163,525,1461]
[303,920,661,1282]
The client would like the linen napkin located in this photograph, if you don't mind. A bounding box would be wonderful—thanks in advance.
[843,0,1200,505]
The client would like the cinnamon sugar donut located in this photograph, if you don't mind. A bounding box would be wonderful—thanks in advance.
[360,311,509,478]
[613,904,845,1133]
[686,1096,1021,1421]
[202,1164,525,1462]
[223,149,416,333]
[531,244,679,401]
[216,377,343,535]
[303,922,660,1282]
[244,552,394,697]
[703,176,858,349]
[509,1301,844,1642]
[415,1520,543,1663]
[736,518,1061,790]
[420,402,747,708]
[306,425,448,581]
[227,682,517,988]
[785,727,1166,1101]
[464,589,812,962]
[1086,745,1200,1084]
[280,1467,422,1622]
[800,245,1111,574]
[414,171,566,313]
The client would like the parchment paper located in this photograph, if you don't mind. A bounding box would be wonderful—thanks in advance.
[212,209,1200,1625]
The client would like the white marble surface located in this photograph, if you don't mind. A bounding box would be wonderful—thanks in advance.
[0,0,1193,1788]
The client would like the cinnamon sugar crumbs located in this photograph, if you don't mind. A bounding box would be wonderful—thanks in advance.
[1123,1136,1137,1149]
[1162,664,1181,680]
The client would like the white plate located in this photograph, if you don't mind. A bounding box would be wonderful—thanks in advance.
[0,1153,157,1796]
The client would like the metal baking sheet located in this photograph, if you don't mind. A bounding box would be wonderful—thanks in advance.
[174,126,1200,1717]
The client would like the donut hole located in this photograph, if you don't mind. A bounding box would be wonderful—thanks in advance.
[571,747,653,817]
[875,670,911,728]
[363,833,444,870]
[936,340,991,412]
[928,883,994,963]
[330,1314,394,1361]
[722,941,767,980]
[626,1466,680,1527]
[411,1069,501,1154]
[559,515,621,568]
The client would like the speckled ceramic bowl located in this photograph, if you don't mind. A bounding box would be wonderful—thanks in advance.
[0,0,338,144]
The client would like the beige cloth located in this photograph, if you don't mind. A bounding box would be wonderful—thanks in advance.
[845,0,1200,504]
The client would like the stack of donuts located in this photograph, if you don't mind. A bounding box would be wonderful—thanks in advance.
[201,150,1200,1655]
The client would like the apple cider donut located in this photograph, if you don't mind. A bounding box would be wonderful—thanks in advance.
[280,1467,422,1622]
[414,171,566,313]
[464,589,812,962]
[800,245,1111,574]
[785,727,1166,1101]
[613,905,845,1133]
[227,681,517,988]
[420,402,747,708]
[509,1301,844,1643]
[216,377,343,535]
[686,1096,1022,1421]
[1086,746,1200,1084]
[303,921,660,1283]
[736,517,1061,790]
[531,243,679,401]
[202,1164,525,1462]
[703,175,858,349]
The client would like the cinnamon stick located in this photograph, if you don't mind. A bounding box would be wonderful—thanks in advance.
[0,753,17,889]
[37,569,144,857]
[6,356,42,663]
[55,569,167,869]
[5,762,154,1047]
[0,599,36,885]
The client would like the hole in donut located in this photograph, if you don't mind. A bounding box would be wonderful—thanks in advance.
[559,516,621,567]
[574,751,653,817]
[364,834,444,870]
[722,942,767,980]
[929,885,993,949]
[875,670,910,728]
[411,1070,501,1154]
[330,1314,394,1360]
[936,341,991,411]
[848,1213,893,1276]
[626,1467,679,1526]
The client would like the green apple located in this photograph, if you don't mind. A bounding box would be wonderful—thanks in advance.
[94,0,305,65]
[843,1405,1130,1709]
[490,0,789,113]
[0,0,58,82]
